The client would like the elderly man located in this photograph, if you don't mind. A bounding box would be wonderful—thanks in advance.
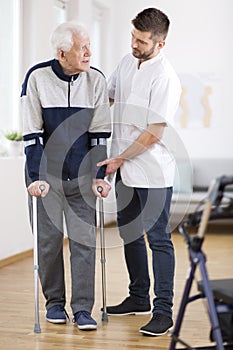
[21,21,111,330]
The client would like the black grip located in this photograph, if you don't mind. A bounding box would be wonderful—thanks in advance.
[219,175,233,188]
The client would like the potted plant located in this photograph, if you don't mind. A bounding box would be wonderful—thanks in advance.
[4,131,23,157]
[5,131,23,142]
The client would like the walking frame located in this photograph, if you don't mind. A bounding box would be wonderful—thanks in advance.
[169,175,233,350]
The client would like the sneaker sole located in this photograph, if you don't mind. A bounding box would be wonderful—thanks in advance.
[139,326,173,337]
[107,310,151,316]
[77,324,97,330]
[46,318,67,324]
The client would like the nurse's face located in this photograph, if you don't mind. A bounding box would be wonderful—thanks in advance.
[131,28,164,63]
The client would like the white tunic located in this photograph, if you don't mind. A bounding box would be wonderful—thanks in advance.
[108,52,182,188]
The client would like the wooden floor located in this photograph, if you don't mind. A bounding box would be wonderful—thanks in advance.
[0,226,232,350]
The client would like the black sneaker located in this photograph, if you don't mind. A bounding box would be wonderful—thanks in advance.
[103,297,151,316]
[140,313,173,336]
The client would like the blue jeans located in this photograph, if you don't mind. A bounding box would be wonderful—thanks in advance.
[116,171,174,318]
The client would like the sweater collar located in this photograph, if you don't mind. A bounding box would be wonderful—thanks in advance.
[51,59,80,82]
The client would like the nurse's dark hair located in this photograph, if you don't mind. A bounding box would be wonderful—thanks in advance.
[132,8,170,41]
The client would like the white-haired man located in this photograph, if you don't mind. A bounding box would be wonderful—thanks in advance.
[21,22,111,330]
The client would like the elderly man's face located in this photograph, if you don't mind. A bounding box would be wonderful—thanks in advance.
[59,33,91,75]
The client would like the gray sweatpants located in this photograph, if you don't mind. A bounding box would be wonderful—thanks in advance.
[28,175,97,315]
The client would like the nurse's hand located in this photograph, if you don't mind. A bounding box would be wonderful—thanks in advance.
[97,157,124,176]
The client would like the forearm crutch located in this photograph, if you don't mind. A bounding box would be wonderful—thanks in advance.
[97,186,108,322]
[32,185,45,333]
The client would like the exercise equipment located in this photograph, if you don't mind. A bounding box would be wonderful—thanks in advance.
[169,175,233,350]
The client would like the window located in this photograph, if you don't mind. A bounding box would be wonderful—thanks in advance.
[91,5,102,69]
[53,0,67,26]
[0,0,20,132]
[90,2,111,76]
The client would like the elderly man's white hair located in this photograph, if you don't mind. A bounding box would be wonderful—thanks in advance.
[50,21,89,58]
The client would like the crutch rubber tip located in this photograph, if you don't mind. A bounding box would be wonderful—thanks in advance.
[102,313,108,322]
[34,324,41,333]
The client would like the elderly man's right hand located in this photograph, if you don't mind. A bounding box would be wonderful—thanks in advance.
[27,180,50,197]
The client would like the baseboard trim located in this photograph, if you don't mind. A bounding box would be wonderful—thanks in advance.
[0,223,117,269]
[0,249,33,269]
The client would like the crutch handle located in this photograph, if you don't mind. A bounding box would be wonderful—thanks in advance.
[39,184,45,192]
[97,186,103,193]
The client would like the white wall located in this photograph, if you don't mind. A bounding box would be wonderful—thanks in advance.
[0,158,33,260]
[109,0,233,159]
